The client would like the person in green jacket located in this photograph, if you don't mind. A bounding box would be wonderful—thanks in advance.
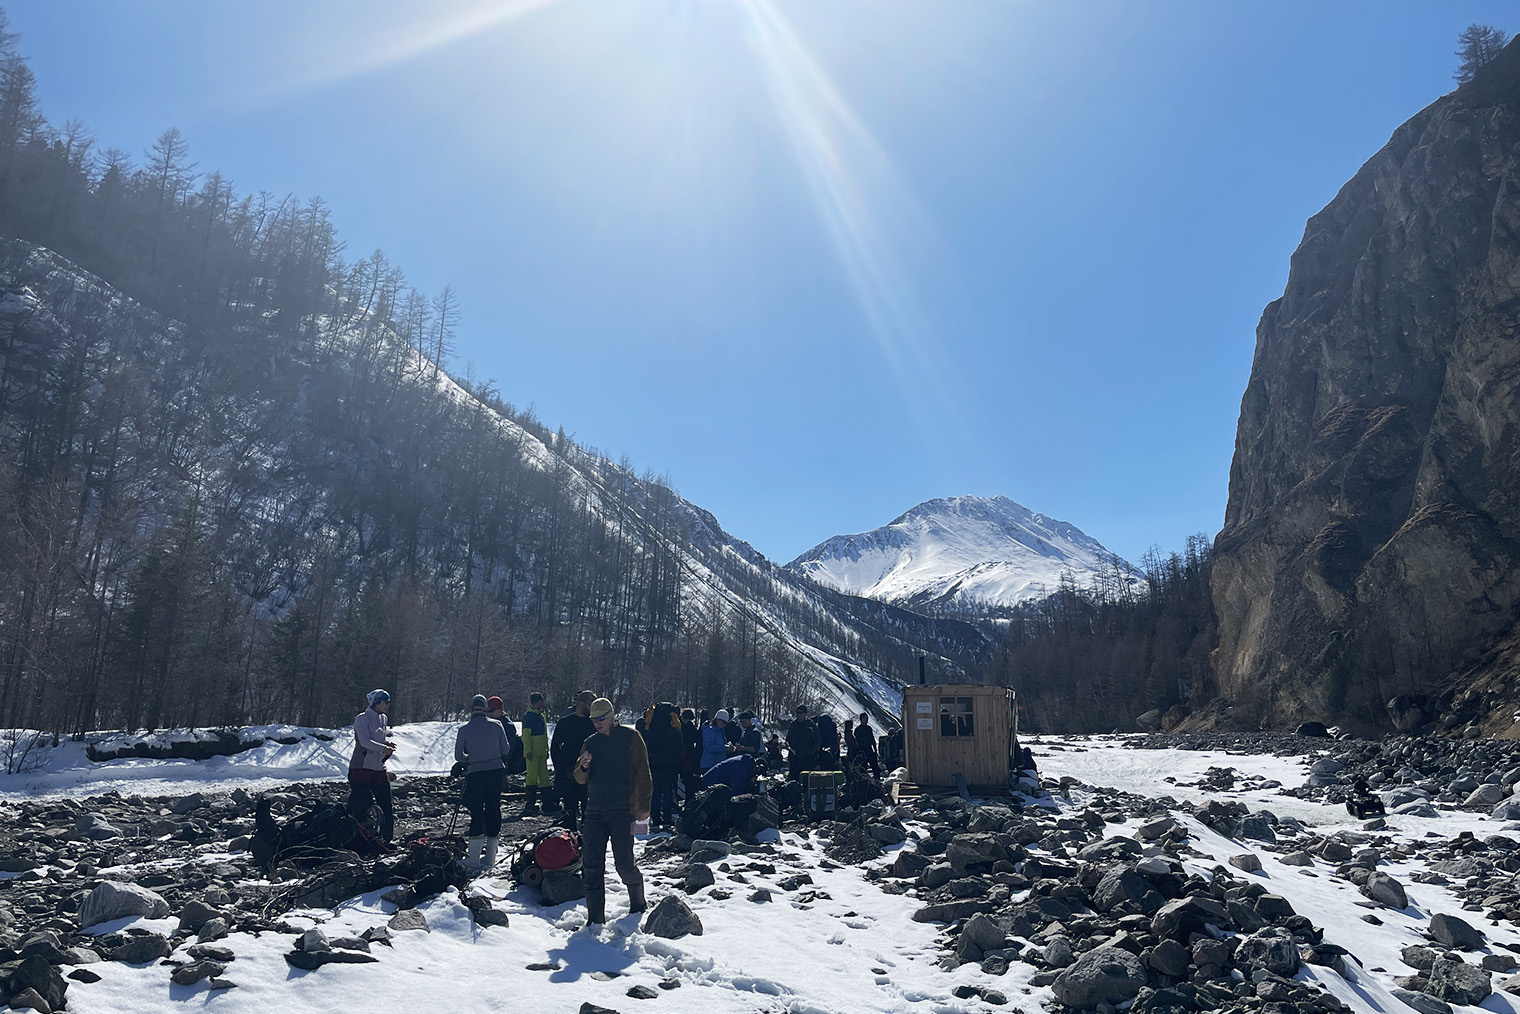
[521,691,552,815]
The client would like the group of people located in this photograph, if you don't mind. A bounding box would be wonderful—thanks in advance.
[343,688,899,925]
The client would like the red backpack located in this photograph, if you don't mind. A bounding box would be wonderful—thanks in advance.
[534,830,581,872]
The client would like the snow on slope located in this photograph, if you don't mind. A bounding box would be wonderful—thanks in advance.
[788,495,1136,610]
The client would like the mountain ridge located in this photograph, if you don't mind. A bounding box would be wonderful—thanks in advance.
[787,494,1135,612]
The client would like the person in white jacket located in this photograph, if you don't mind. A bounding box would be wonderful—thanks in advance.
[348,689,396,842]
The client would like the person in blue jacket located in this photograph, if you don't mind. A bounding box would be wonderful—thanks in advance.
[699,710,732,772]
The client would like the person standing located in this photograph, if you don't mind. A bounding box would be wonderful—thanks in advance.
[853,712,882,778]
[550,691,597,831]
[455,694,511,868]
[678,709,701,811]
[700,710,732,772]
[785,705,819,783]
[641,702,682,831]
[348,689,396,843]
[520,691,552,816]
[736,712,764,762]
[573,697,652,924]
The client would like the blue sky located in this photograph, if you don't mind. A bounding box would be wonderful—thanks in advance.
[8,1,1513,567]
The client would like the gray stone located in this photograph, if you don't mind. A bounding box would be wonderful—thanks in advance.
[1360,871,1409,909]
[177,900,223,934]
[79,881,170,928]
[1402,945,1439,971]
[197,917,229,942]
[627,984,659,999]
[110,933,170,964]
[1501,972,1520,995]
[919,864,955,889]
[539,870,586,905]
[1279,850,1314,866]
[891,851,930,878]
[1483,954,1519,972]
[1050,946,1148,1009]
[1147,939,1190,978]
[1428,956,1491,1006]
[1228,853,1263,874]
[170,960,225,985]
[75,813,122,840]
[961,914,1006,952]
[297,928,331,952]
[388,909,430,932]
[284,949,378,970]
[642,895,703,939]
[1392,987,1454,1014]
[1091,867,1162,914]
[912,900,989,923]
[1429,912,1484,950]
[683,864,716,891]
[1234,927,1301,977]
[4,955,67,1013]
[7,988,50,1013]
[1044,936,1075,969]
[868,824,907,845]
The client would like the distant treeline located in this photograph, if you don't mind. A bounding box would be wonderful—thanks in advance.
[987,535,1217,733]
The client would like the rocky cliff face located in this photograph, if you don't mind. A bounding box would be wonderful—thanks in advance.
[1211,42,1520,734]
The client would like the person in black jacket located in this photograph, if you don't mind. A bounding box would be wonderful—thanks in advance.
[640,701,683,830]
[679,708,701,812]
[550,690,597,831]
[853,712,881,778]
[786,706,819,783]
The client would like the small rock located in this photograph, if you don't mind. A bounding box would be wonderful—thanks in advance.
[1228,853,1263,874]
[642,895,703,939]
[170,960,225,986]
[626,984,659,999]
[388,909,430,932]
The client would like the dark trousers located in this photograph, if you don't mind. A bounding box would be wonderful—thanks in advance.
[679,770,702,811]
[347,768,394,842]
[788,755,808,783]
[581,808,643,923]
[462,768,504,837]
[556,772,587,829]
[651,766,677,826]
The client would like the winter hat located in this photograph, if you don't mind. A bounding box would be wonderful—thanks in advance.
[367,689,391,707]
[530,691,545,704]
[487,696,504,712]
[739,711,755,721]
[589,697,615,720]
[713,710,730,724]
[470,694,488,712]
[575,690,596,705]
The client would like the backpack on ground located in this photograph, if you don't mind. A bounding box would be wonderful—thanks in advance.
[534,829,581,872]
[679,785,733,839]
[805,771,846,821]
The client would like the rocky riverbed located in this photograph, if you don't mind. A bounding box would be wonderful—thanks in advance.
[4,731,1520,1014]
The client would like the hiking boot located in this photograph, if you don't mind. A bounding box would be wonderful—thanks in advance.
[465,835,485,868]
[586,893,606,925]
[483,837,499,868]
[523,787,540,816]
[628,880,646,915]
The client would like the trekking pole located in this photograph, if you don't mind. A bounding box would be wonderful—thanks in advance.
[447,799,462,837]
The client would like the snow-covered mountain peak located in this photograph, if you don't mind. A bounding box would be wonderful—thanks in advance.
[787,495,1133,611]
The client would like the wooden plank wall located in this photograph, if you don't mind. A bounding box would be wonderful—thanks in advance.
[902,684,1013,787]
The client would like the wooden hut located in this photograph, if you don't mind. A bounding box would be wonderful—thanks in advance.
[901,684,1016,791]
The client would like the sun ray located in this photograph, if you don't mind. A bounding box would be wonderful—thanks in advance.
[741,0,966,440]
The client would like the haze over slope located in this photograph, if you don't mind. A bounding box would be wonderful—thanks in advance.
[787,495,1134,612]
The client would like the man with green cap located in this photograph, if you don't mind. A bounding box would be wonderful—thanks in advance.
[573,697,652,924]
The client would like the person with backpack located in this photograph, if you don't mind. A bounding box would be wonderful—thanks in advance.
[853,712,882,778]
[456,694,512,868]
[814,710,840,769]
[641,702,682,831]
[348,689,396,843]
[786,705,819,783]
[573,697,652,924]
[521,692,552,816]
[551,691,597,831]
[700,711,733,772]
[679,709,701,812]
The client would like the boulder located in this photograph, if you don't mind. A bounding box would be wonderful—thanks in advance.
[1360,871,1409,909]
[539,870,586,906]
[3,956,67,1013]
[642,896,703,939]
[1234,927,1301,977]
[1429,913,1484,950]
[1146,939,1190,978]
[1050,946,1147,1009]
[79,881,170,928]
[1228,853,1263,874]
[1091,867,1162,914]
[387,910,429,933]
[1428,956,1491,1006]
[960,914,1006,952]
[1391,988,1452,1014]
[110,933,170,964]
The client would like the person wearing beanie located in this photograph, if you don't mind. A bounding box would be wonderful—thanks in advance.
[347,689,396,842]
[520,691,552,816]
[699,710,731,772]
[550,690,597,831]
[485,695,524,794]
[455,693,512,869]
[573,697,652,924]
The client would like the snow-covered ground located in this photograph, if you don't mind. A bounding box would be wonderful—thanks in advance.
[9,733,1520,1013]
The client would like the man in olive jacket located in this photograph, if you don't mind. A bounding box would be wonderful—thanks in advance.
[573,697,652,924]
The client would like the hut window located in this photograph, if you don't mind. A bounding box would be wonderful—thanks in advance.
[938,697,975,738]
